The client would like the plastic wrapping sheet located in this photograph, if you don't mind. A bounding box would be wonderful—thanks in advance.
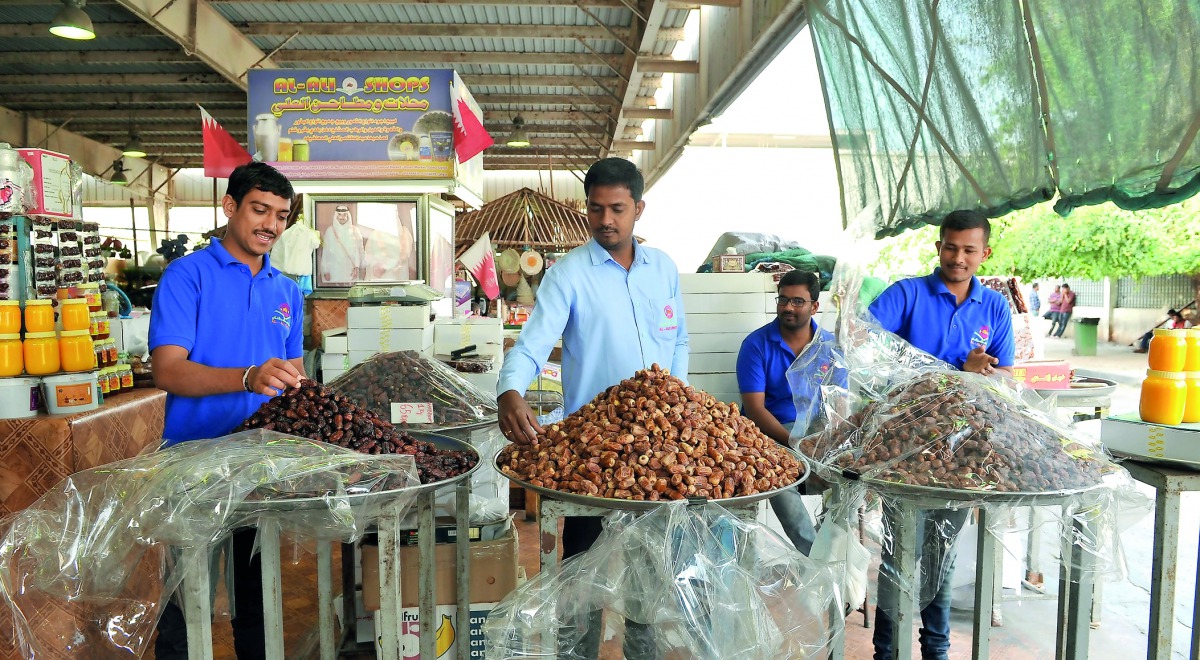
[0,429,421,659]
[484,501,843,660]
[328,350,498,427]
[431,423,509,522]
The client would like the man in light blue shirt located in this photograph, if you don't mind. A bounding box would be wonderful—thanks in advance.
[497,157,687,659]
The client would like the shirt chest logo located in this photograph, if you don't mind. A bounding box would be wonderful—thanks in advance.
[272,302,292,329]
[970,325,990,349]
[658,304,677,332]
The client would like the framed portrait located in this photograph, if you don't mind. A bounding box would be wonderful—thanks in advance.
[310,196,420,290]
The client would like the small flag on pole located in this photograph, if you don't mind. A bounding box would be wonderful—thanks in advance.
[452,95,493,162]
[200,105,253,178]
[457,232,500,300]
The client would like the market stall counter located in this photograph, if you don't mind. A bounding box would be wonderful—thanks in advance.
[0,387,166,518]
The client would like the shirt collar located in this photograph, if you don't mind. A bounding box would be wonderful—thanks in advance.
[928,268,981,303]
[207,237,275,276]
[586,237,649,267]
[769,317,821,351]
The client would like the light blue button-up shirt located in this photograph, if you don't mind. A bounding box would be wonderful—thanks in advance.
[498,238,689,414]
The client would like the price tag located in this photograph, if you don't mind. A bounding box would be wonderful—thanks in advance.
[391,402,434,424]
[540,363,562,382]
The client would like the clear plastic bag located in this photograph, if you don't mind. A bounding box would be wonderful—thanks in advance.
[0,429,421,659]
[484,501,844,659]
[328,350,498,427]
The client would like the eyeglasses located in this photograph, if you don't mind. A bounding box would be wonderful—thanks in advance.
[776,296,812,308]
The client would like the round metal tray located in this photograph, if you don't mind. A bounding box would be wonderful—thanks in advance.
[1034,376,1117,401]
[494,445,809,511]
[403,415,499,435]
[847,471,1113,505]
[239,432,481,513]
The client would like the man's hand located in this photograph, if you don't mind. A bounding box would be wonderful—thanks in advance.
[248,357,304,396]
[498,390,543,444]
[963,345,1000,376]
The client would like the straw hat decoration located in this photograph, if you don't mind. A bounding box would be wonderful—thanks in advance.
[499,248,522,287]
[520,249,544,277]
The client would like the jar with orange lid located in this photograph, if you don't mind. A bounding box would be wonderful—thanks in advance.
[23,331,60,375]
[118,364,133,390]
[79,283,101,312]
[0,333,22,377]
[1185,329,1200,373]
[60,330,95,372]
[1149,328,1188,372]
[24,299,55,334]
[1183,372,1200,424]
[1141,369,1187,425]
[60,298,90,332]
[0,300,20,334]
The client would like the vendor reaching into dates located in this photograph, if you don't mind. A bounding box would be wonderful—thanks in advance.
[865,210,1015,660]
[496,157,688,659]
[148,161,305,660]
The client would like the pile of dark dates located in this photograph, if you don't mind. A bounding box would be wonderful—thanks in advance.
[236,380,477,484]
[802,372,1105,493]
[330,350,496,426]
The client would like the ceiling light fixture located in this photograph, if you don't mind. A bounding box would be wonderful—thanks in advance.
[49,0,95,40]
[110,159,129,186]
[122,132,147,158]
[506,115,530,148]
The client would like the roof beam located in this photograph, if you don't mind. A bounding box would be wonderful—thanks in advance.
[112,0,275,90]
[32,109,243,123]
[485,122,605,135]
[0,50,198,66]
[622,107,672,119]
[461,74,623,88]
[636,57,700,74]
[6,73,230,87]
[211,0,631,5]
[275,50,624,69]
[475,94,616,108]
[482,110,605,123]
[7,92,246,105]
[245,22,638,42]
[0,22,162,38]
[611,139,655,150]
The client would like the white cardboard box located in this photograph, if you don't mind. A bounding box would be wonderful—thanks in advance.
[689,352,738,374]
[458,370,500,397]
[1100,414,1200,465]
[688,332,755,354]
[688,373,739,395]
[322,327,348,354]
[434,317,504,354]
[320,352,349,371]
[321,367,346,384]
[347,304,432,329]
[348,350,376,368]
[347,325,435,353]
[686,312,770,335]
[680,272,776,294]
[683,292,775,314]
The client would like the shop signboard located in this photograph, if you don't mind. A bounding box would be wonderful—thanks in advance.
[247,69,476,180]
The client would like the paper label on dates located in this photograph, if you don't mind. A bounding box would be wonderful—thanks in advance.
[391,402,433,424]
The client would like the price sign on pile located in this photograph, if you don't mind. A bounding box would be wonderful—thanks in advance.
[391,402,434,424]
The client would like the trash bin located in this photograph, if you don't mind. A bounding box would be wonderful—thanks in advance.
[1074,318,1099,356]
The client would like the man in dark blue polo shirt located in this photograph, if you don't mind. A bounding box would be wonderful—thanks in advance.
[737,270,838,555]
[149,161,304,659]
[867,210,1014,660]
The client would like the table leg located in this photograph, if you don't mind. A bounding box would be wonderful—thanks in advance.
[259,520,285,660]
[972,508,997,659]
[419,492,437,660]
[1191,521,1200,659]
[182,545,214,660]
[456,480,472,660]
[317,542,336,660]
[377,506,402,660]
[340,542,356,652]
[1148,485,1181,660]
[1063,513,1095,659]
[539,497,563,574]
[893,503,919,660]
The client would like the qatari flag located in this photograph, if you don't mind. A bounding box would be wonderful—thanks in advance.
[453,97,493,162]
[200,105,253,178]
[457,232,500,300]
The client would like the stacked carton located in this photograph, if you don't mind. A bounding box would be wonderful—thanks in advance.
[320,303,434,383]
[433,316,504,395]
[680,273,776,405]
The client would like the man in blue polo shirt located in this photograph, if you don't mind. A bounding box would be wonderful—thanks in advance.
[737,269,837,555]
[149,161,304,659]
[498,157,687,659]
[867,209,1014,660]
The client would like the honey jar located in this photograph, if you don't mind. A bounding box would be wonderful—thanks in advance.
[1185,372,1200,424]
[1148,328,1188,372]
[118,364,134,390]
[24,299,55,334]
[1185,329,1200,373]
[60,298,90,332]
[0,300,20,334]
[60,329,95,372]
[1141,369,1187,426]
[80,282,101,312]
[23,331,60,375]
[0,332,22,377]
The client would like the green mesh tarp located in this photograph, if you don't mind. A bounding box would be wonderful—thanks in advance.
[808,0,1200,237]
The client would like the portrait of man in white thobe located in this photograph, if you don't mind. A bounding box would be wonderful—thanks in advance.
[362,203,417,282]
[317,203,365,285]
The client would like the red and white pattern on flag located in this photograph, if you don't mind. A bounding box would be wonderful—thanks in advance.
[200,106,254,178]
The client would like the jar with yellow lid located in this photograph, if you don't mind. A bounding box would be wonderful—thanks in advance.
[79,282,101,312]
[60,330,95,372]
[60,298,90,332]
[93,313,110,340]
[1185,372,1200,424]
[118,364,133,390]
[1149,328,1188,372]
[1141,369,1187,425]
[104,340,118,367]
[0,333,22,377]
[24,331,60,375]
[1185,329,1200,373]
[98,367,111,395]
[24,299,55,334]
[108,367,120,393]
[0,300,20,334]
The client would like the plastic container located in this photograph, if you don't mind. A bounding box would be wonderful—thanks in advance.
[60,298,90,332]
[0,332,22,377]
[0,377,41,419]
[60,329,95,372]
[24,299,55,333]
[118,363,133,390]
[1073,318,1099,356]
[97,367,111,395]
[0,299,20,334]
[1149,328,1188,372]
[93,313,110,340]
[23,331,60,375]
[42,371,99,414]
[106,367,120,394]
[1141,369,1187,426]
[80,282,101,312]
[1185,372,1200,424]
[103,340,118,367]
[1185,329,1200,373]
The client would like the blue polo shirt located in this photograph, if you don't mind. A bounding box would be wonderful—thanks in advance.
[737,318,839,431]
[868,269,1015,369]
[149,238,305,445]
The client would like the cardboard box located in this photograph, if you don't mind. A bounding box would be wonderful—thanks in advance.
[1100,414,1200,465]
[689,373,739,395]
[683,292,775,314]
[680,272,775,295]
[689,352,738,374]
[1012,360,1072,390]
[686,312,771,335]
[320,352,349,371]
[434,317,504,354]
[688,332,755,353]
[322,327,348,353]
[374,603,497,660]
[347,304,432,329]
[347,325,435,353]
[361,525,518,611]
[16,148,73,218]
[321,367,346,384]
[711,254,746,273]
[458,370,499,396]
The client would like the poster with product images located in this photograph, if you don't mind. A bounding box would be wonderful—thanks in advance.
[246,69,459,179]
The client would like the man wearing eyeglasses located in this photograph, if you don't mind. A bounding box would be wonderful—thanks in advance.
[736,269,834,555]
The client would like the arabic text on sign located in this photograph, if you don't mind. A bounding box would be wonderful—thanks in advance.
[391,402,434,425]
